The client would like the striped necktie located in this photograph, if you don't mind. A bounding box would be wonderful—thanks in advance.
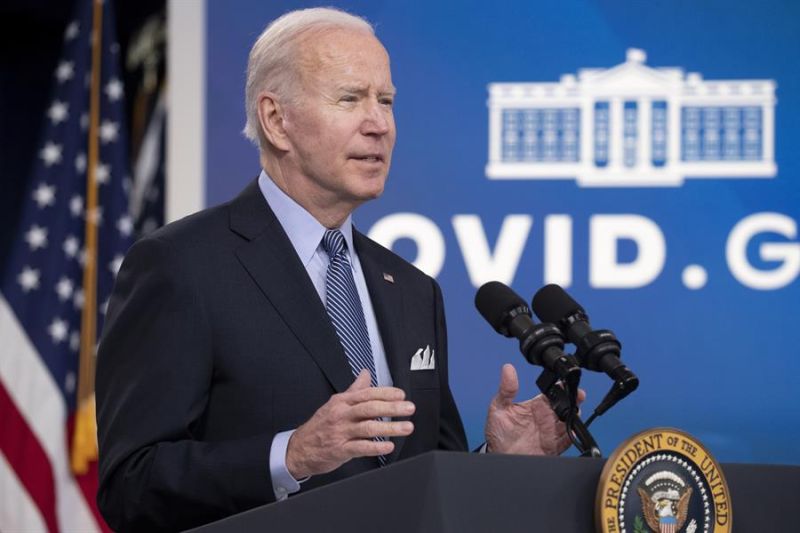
[321,230,387,465]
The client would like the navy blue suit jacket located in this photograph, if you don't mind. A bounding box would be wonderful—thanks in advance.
[96,180,468,531]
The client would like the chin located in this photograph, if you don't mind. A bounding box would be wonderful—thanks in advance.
[355,175,387,200]
[354,187,384,203]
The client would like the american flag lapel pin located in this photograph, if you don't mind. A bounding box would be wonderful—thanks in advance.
[383,272,394,283]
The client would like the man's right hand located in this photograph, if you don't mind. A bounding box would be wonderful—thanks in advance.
[285,370,415,479]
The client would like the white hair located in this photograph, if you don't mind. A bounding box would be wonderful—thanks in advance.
[242,7,375,148]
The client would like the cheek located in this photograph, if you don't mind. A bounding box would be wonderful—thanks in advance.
[285,108,331,145]
[292,122,341,162]
[314,119,351,151]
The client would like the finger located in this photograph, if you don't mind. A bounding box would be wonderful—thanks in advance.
[350,420,414,439]
[346,369,372,392]
[493,364,519,408]
[577,388,587,404]
[350,400,416,420]
[344,439,395,458]
[344,385,406,405]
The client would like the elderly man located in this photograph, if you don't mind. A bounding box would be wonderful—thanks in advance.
[96,7,574,532]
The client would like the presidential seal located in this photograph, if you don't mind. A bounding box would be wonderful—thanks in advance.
[596,428,732,533]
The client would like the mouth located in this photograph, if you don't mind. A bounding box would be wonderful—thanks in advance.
[350,154,385,163]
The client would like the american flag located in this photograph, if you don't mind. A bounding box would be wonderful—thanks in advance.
[0,0,131,530]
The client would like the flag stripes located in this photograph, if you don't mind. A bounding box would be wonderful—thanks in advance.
[0,295,99,530]
[0,382,58,533]
[0,453,48,532]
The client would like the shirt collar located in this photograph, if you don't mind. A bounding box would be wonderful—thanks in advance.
[257,170,355,266]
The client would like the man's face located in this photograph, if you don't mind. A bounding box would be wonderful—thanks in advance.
[280,28,396,213]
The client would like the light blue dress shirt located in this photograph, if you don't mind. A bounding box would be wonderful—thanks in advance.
[257,171,392,501]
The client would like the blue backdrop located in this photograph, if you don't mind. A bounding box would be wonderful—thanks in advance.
[205,0,800,464]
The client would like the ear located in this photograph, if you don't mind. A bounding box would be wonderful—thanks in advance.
[257,92,291,152]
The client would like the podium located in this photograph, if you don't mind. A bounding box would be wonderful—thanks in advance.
[190,451,800,532]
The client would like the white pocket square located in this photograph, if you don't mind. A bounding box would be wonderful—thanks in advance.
[410,345,435,370]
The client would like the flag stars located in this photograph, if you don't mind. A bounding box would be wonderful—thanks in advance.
[105,78,124,101]
[25,225,48,251]
[95,163,110,184]
[55,277,75,301]
[109,254,124,276]
[32,183,56,208]
[78,248,88,267]
[64,21,79,41]
[48,318,69,344]
[47,101,69,125]
[117,215,133,237]
[69,195,84,217]
[73,289,85,310]
[80,113,89,131]
[63,235,80,258]
[75,153,87,174]
[99,120,119,144]
[69,332,80,353]
[55,61,74,83]
[17,266,41,292]
[64,371,77,393]
[40,142,63,166]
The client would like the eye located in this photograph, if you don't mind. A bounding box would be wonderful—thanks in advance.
[380,97,394,107]
[339,94,358,103]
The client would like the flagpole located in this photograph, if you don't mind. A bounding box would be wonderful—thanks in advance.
[73,0,103,475]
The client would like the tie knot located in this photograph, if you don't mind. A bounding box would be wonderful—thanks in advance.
[321,229,347,258]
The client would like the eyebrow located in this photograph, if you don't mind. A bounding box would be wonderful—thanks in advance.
[338,85,397,96]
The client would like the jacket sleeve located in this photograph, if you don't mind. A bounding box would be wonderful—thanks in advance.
[96,236,275,532]
[431,278,469,452]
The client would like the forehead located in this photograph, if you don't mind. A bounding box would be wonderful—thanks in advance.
[297,28,393,89]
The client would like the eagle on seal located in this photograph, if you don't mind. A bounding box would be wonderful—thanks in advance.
[637,485,692,533]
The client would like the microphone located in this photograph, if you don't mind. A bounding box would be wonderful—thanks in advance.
[475,281,581,383]
[532,284,638,416]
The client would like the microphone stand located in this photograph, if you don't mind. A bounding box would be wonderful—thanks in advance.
[536,369,601,458]
[572,328,639,429]
[585,376,639,428]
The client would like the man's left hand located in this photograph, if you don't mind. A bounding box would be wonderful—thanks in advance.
[484,363,585,455]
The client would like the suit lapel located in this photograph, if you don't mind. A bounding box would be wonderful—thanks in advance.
[230,181,354,393]
[353,230,410,462]
[230,183,412,460]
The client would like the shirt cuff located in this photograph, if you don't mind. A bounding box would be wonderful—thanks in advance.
[269,429,304,501]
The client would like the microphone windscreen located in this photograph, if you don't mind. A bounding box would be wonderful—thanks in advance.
[532,284,583,324]
[475,281,527,334]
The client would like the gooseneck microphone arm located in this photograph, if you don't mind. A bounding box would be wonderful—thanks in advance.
[535,369,601,457]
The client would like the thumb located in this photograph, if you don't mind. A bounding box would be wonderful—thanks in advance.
[494,363,519,408]
[347,369,372,391]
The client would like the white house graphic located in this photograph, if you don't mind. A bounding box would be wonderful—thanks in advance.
[486,49,777,187]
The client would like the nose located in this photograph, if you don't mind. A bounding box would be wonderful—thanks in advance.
[361,99,392,136]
